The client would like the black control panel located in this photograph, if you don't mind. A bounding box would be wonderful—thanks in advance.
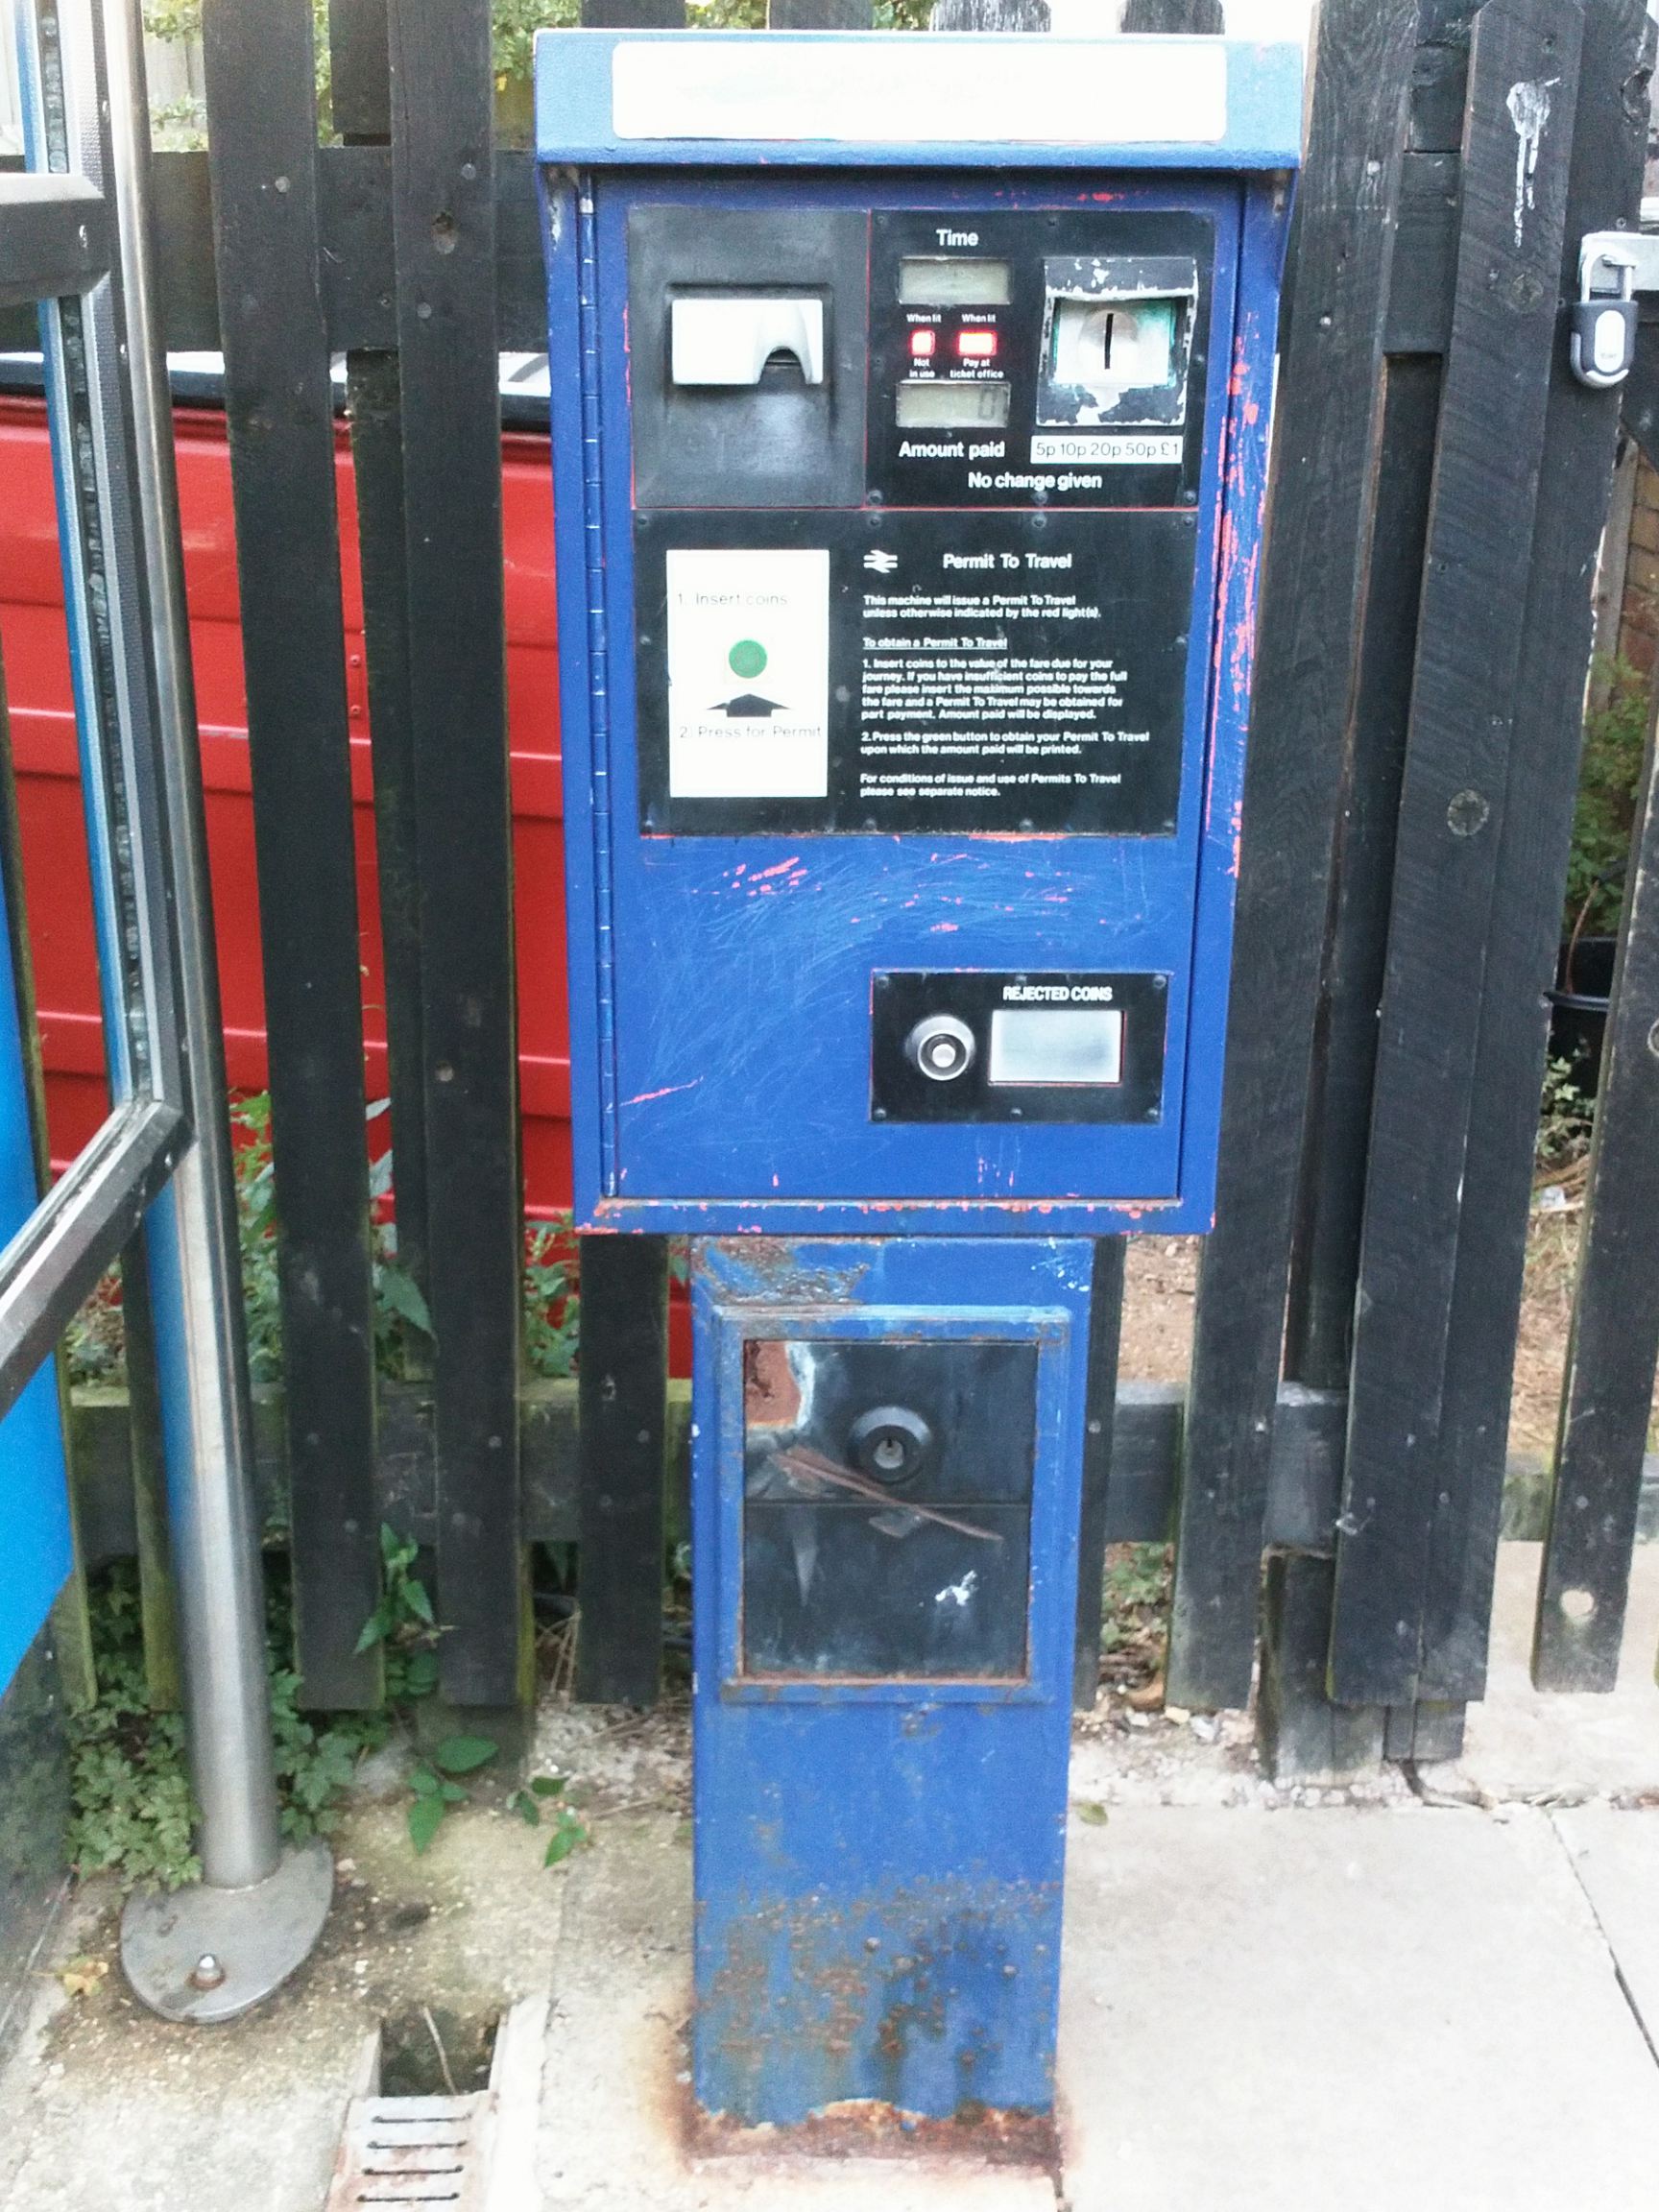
[869,969,1167,1124]
[625,201,1214,847]
[865,208,1212,512]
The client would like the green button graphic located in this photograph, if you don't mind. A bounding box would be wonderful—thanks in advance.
[728,638,768,680]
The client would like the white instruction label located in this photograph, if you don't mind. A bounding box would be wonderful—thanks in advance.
[665,548,830,800]
[1030,433,1185,467]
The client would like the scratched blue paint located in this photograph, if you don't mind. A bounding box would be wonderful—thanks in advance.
[0,865,72,1697]
[691,1236,1093,2125]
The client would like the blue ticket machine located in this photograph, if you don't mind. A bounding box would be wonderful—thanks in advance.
[538,26,1299,2135]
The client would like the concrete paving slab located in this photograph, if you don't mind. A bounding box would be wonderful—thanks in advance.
[537,1810,1056,2212]
[1448,1544,1659,1802]
[1553,1804,1659,2054]
[1057,1803,1659,2211]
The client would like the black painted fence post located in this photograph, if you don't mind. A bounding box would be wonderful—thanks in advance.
[202,0,382,1707]
[387,0,528,1712]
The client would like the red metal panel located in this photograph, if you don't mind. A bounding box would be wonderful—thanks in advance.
[0,393,692,1370]
[0,395,573,1198]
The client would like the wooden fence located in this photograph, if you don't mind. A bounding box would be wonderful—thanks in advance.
[6,0,1659,1769]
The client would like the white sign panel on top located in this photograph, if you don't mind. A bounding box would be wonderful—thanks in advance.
[612,37,1228,148]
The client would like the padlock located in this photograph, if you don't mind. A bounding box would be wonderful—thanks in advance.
[1571,250,1638,390]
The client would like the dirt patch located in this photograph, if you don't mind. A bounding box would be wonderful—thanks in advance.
[1116,1217,1654,1466]
[1119,1236,1199,1385]
[534,1691,693,1826]
[31,1798,559,2090]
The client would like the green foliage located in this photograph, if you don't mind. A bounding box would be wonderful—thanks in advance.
[65,1095,580,1390]
[541,1804,588,1865]
[144,0,332,141]
[64,1269,125,1386]
[405,1736,498,1854]
[493,0,581,87]
[524,1221,580,1379]
[1535,1054,1593,1179]
[355,1524,441,1703]
[141,1,203,40]
[1568,661,1649,937]
[507,1771,589,1864]
[67,1571,200,1891]
[233,1092,283,1385]
[145,0,937,141]
[1102,1542,1169,1619]
[1098,1542,1171,1665]
[67,1561,383,1892]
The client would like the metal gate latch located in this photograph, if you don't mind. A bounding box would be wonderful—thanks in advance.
[1572,235,1642,389]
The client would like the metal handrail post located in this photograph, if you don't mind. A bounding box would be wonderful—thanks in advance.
[99,0,333,2017]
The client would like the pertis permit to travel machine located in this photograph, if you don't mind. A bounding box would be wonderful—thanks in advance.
[537,27,1300,2133]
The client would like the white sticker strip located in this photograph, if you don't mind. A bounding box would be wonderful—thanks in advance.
[612,38,1227,148]
[1030,432,1185,466]
[665,547,830,801]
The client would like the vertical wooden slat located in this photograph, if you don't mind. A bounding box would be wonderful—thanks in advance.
[1272,360,1441,1765]
[928,1,1049,26]
[1121,0,1224,31]
[575,1240,669,1707]
[1284,360,1440,1393]
[329,0,433,1317]
[566,0,682,1713]
[1422,0,1652,1705]
[347,348,432,1319]
[1534,714,1659,1689]
[202,0,381,1707]
[387,0,525,1707]
[580,1,686,25]
[1331,0,1583,1707]
[769,0,873,25]
[329,0,391,135]
[1073,1239,1127,1709]
[1167,0,1417,1710]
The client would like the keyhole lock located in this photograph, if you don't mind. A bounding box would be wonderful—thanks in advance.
[847,1405,934,1488]
[905,1012,975,1082]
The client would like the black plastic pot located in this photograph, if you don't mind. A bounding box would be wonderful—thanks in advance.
[1548,934,1618,1091]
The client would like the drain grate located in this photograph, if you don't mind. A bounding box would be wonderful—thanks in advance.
[325,2091,498,2209]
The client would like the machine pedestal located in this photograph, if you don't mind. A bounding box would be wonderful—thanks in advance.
[689,1237,1093,2128]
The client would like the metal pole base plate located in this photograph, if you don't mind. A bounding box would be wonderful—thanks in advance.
[120,1837,333,2023]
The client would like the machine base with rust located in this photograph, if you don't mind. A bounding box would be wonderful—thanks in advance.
[120,1836,333,2023]
[691,1237,1092,2126]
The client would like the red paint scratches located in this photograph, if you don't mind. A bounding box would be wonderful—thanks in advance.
[623,1078,705,1107]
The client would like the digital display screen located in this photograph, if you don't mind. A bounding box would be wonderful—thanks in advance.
[895,379,1012,429]
[988,1008,1123,1087]
[898,256,1012,306]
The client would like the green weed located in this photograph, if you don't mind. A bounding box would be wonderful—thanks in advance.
[67,1559,385,1892]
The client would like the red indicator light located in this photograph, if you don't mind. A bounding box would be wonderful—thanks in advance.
[957,329,998,360]
[909,328,937,359]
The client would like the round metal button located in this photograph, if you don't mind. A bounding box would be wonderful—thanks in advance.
[905,1013,975,1082]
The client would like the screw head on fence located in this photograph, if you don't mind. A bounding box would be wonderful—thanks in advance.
[1446,789,1490,838]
